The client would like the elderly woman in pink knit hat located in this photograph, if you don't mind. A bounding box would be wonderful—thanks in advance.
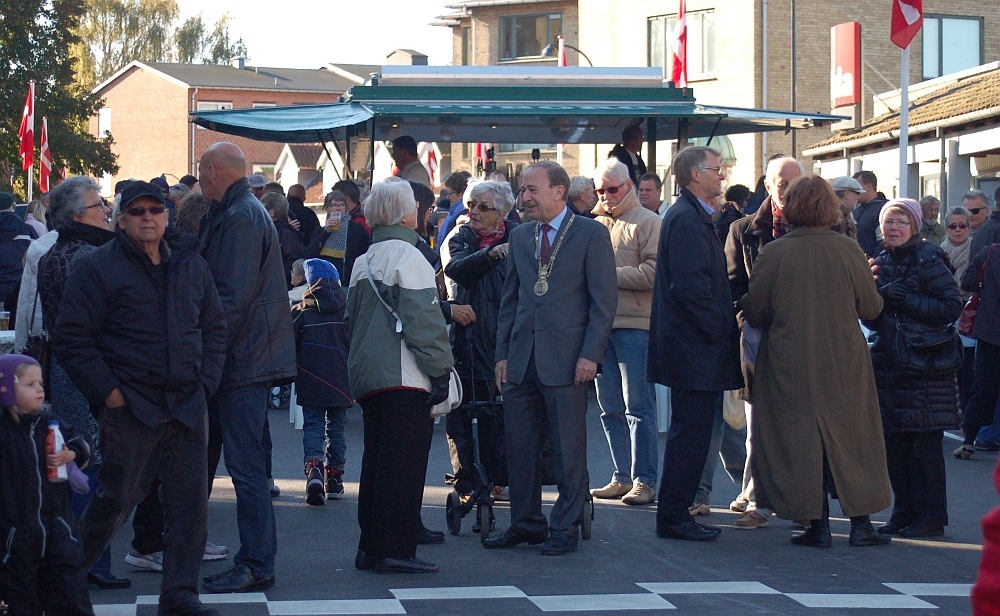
[864,198,964,539]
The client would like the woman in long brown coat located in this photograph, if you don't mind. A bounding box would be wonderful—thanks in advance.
[740,176,892,548]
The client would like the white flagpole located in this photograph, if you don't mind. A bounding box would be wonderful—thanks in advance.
[898,44,910,198]
[556,36,566,167]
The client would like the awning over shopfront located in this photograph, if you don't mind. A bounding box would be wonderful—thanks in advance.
[189,67,846,147]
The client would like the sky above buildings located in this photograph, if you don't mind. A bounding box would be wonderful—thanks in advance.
[175,0,454,68]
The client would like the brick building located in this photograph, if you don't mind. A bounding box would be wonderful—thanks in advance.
[434,0,584,178]
[90,60,376,195]
[435,0,999,190]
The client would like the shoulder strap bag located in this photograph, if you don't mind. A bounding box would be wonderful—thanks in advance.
[359,253,461,417]
[958,244,994,336]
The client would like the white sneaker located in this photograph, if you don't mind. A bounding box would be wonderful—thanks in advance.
[203,541,229,561]
[688,502,711,516]
[125,549,163,571]
[590,480,633,499]
[729,499,748,513]
[621,482,656,506]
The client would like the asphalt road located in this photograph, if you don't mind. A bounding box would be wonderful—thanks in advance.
[90,393,995,615]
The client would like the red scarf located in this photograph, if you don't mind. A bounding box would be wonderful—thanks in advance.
[772,202,791,239]
[474,221,505,250]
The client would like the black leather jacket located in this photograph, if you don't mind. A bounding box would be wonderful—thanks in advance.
[865,236,963,433]
[199,178,297,391]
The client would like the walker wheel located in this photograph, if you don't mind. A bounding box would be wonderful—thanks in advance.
[446,491,462,536]
[582,494,593,540]
[479,504,492,543]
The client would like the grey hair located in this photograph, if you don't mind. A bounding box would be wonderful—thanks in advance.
[765,157,805,189]
[593,158,630,186]
[291,258,306,278]
[468,181,515,214]
[919,195,940,207]
[261,192,289,219]
[462,179,483,207]
[673,146,722,187]
[963,189,990,208]
[568,176,595,202]
[947,206,970,225]
[48,176,102,232]
[364,176,416,227]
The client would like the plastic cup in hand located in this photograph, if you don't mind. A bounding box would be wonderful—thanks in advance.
[0,311,9,331]
[327,212,342,230]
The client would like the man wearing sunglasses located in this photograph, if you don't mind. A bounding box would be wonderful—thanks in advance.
[54,181,227,616]
[969,189,999,259]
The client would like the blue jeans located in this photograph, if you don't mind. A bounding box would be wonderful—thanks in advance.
[71,464,112,575]
[210,384,276,577]
[976,403,1000,443]
[694,398,747,504]
[595,329,658,486]
[302,406,349,465]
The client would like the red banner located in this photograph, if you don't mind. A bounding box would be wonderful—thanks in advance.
[831,22,861,108]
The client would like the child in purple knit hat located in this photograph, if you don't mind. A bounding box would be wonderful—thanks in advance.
[0,354,94,615]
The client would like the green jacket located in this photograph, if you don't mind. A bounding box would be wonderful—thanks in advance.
[346,225,453,399]
[921,220,946,245]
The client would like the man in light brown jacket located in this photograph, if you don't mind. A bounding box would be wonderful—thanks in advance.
[589,158,662,506]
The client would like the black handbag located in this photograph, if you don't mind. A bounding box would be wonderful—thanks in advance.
[892,318,963,377]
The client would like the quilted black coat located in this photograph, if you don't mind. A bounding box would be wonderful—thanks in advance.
[865,235,964,434]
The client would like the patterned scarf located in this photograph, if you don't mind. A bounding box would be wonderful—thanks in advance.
[474,221,505,250]
[772,202,791,239]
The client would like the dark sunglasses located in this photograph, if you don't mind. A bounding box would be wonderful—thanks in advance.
[947,222,969,230]
[596,183,626,196]
[127,205,166,217]
[467,200,496,212]
[967,207,985,214]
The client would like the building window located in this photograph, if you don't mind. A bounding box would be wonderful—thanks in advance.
[196,101,233,129]
[922,15,983,79]
[252,102,276,108]
[500,13,562,61]
[648,10,715,81]
[461,26,472,65]
[497,143,554,153]
[252,164,275,182]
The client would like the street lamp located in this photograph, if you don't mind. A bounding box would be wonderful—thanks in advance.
[541,35,594,67]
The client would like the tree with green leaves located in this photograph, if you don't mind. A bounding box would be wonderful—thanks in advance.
[175,12,248,66]
[1,0,117,198]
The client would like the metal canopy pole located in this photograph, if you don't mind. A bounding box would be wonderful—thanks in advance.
[319,131,342,182]
[647,117,657,177]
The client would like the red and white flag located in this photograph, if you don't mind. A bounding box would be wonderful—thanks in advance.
[17,81,35,171]
[890,0,922,49]
[40,117,52,193]
[670,0,687,87]
[426,145,438,184]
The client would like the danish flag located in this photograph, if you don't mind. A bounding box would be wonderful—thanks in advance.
[40,118,52,193]
[890,0,922,49]
[670,0,687,87]
[17,82,34,171]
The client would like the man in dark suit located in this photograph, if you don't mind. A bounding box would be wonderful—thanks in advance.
[648,146,743,542]
[487,161,617,555]
[608,125,647,186]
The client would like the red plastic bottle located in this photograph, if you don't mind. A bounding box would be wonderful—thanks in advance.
[46,420,67,482]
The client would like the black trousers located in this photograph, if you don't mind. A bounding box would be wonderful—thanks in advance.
[132,475,164,554]
[964,340,1000,444]
[656,389,722,527]
[357,390,434,561]
[884,431,948,527]
[80,407,208,610]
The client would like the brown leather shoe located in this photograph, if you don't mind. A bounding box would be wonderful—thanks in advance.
[621,482,655,505]
[590,480,632,499]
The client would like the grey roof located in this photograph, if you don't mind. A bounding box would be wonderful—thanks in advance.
[142,62,362,92]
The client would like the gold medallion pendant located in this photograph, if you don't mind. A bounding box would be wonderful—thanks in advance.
[534,278,549,296]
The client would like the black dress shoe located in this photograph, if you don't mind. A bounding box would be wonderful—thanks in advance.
[417,527,445,545]
[201,565,275,593]
[656,519,721,542]
[375,557,438,573]
[158,602,221,616]
[355,549,377,570]
[876,515,914,536]
[483,527,548,549]
[849,521,891,546]
[88,571,132,589]
[540,530,578,555]
[898,520,945,538]
[790,521,832,548]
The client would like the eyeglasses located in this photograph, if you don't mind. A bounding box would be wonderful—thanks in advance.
[882,220,911,229]
[467,200,497,213]
[596,183,626,196]
[325,202,346,209]
[127,205,166,217]
[947,222,970,230]
[698,166,723,174]
[967,207,985,215]
[84,200,109,210]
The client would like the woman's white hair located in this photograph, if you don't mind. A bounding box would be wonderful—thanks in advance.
[363,177,416,227]
[593,158,630,186]
[468,181,515,214]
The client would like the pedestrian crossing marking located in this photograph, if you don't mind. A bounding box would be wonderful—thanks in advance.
[883,583,974,596]
[267,599,406,615]
[528,593,675,611]
[637,581,781,594]
[390,586,527,600]
[786,593,937,608]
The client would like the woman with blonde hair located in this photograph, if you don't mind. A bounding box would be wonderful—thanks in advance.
[741,175,891,548]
